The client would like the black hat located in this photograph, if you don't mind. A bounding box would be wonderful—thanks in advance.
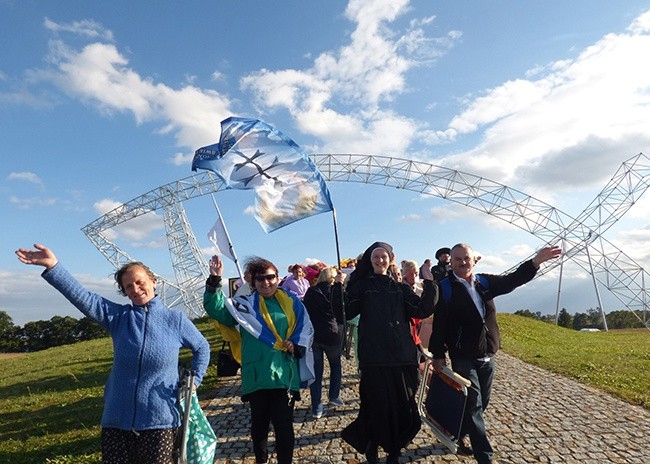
[435,247,451,260]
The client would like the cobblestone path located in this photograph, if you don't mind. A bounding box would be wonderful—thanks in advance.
[205,352,650,463]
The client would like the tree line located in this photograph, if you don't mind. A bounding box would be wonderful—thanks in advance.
[0,310,107,353]
[2,305,646,353]
[514,307,647,330]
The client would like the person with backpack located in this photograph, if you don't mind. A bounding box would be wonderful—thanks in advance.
[429,243,561,464]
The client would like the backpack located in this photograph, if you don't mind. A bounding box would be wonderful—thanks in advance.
[439,274,489,304]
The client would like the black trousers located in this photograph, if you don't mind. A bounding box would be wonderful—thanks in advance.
[248,388,296,464]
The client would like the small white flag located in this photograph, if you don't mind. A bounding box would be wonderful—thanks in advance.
[207,218,236,262]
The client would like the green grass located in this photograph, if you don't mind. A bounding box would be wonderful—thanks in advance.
[0,319,222,464]
[498,313,650,408]
[0,315,648,463]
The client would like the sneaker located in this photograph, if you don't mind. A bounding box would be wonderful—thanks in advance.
[328,397,345,408]
[312,404,325,419]
[457,436,472,456]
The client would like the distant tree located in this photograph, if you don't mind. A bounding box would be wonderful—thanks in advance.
[514,309,542,320]
[47,316,78,346]
[75,317,108,341]
[557,308,573,328]
[587,307,605,329]
[21,320,51,351]
[0,310,20,352]
[572,312,589,330]
[606,310,644,329]
[539,313,556,324]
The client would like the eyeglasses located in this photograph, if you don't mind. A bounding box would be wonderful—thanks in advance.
[254,274,277,283]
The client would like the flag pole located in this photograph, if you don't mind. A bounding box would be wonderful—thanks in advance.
[210,194,244,279]
[331,208,342,270]
[331,208,348,356]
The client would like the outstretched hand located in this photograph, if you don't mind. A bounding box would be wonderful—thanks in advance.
[15,244,58,270]
[209,255,223,277]
[532,245,562,268]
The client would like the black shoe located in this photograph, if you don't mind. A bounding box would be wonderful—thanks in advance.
[386,452,401,463]
[364,444,378,464]
[457,436,473,456]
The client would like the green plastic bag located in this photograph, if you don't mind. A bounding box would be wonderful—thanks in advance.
[180,391,217,464]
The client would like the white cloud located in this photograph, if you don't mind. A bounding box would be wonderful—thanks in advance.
[428,203,510,229]
[7,171,44,186]
[396,213,421,222]
[36,37,232,151]
[241,0,460,154]
[9,196,57,209]
[628,10,650,34]
[170,152,193,166]
[437,11,650,192]
[44,18,115,41]
[92,198,164,242]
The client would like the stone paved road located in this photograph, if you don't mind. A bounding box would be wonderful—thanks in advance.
[205,352,650,463]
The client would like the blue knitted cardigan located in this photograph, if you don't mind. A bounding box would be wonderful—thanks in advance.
[43,263,210,431]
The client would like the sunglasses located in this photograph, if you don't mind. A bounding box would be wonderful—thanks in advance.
[254,273,277,283]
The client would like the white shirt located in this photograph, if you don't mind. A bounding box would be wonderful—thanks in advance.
[453,272,486,320]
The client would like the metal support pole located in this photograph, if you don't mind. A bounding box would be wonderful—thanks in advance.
[554,238,566,325]
[585,244,608,331]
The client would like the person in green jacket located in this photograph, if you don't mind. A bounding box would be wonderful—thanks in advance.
[203,255,314,464]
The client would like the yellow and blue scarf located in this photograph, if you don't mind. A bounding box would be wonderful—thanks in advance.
[223,288,315,386]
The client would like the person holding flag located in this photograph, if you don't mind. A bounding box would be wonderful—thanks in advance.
[203,254,314,464]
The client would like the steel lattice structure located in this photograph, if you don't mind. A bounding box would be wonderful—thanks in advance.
[82,153,650,324]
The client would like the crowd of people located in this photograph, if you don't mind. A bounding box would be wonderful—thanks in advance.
[16,240,560,464]
[203,241,559,464]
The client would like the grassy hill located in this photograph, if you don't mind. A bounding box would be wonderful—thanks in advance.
[0,318,222,464]
[0,315,648,463]
[498,313,649,408]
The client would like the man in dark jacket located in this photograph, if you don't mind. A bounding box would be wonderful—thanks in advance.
[429,243,561,464]
[430,247,451,281]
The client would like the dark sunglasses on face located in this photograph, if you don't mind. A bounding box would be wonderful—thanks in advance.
[255,273,277,283]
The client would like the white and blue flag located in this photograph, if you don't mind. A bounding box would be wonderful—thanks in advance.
[192,116,334,233]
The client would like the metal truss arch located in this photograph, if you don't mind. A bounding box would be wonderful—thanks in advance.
[82,153,650,324]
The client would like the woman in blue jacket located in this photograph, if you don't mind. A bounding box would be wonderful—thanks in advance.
[16,243,211,464]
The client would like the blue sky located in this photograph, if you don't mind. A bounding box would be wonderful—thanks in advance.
[2,0,650,326]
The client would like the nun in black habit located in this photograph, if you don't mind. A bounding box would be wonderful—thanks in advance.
[332,241,437,463]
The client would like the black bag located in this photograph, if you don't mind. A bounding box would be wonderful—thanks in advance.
[217,342,240,377]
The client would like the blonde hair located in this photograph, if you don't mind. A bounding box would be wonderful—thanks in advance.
[316,266,337,285]
[401,260,418,273]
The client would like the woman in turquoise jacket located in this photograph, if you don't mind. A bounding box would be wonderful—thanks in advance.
[203,255,313,464]
[16,243,210,464]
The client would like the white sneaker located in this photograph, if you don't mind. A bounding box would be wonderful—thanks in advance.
[312,404,325,419]
[328,397,345,408]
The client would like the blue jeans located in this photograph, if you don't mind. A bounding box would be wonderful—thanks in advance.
[451,356,496,464]
[309,341,343,413]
